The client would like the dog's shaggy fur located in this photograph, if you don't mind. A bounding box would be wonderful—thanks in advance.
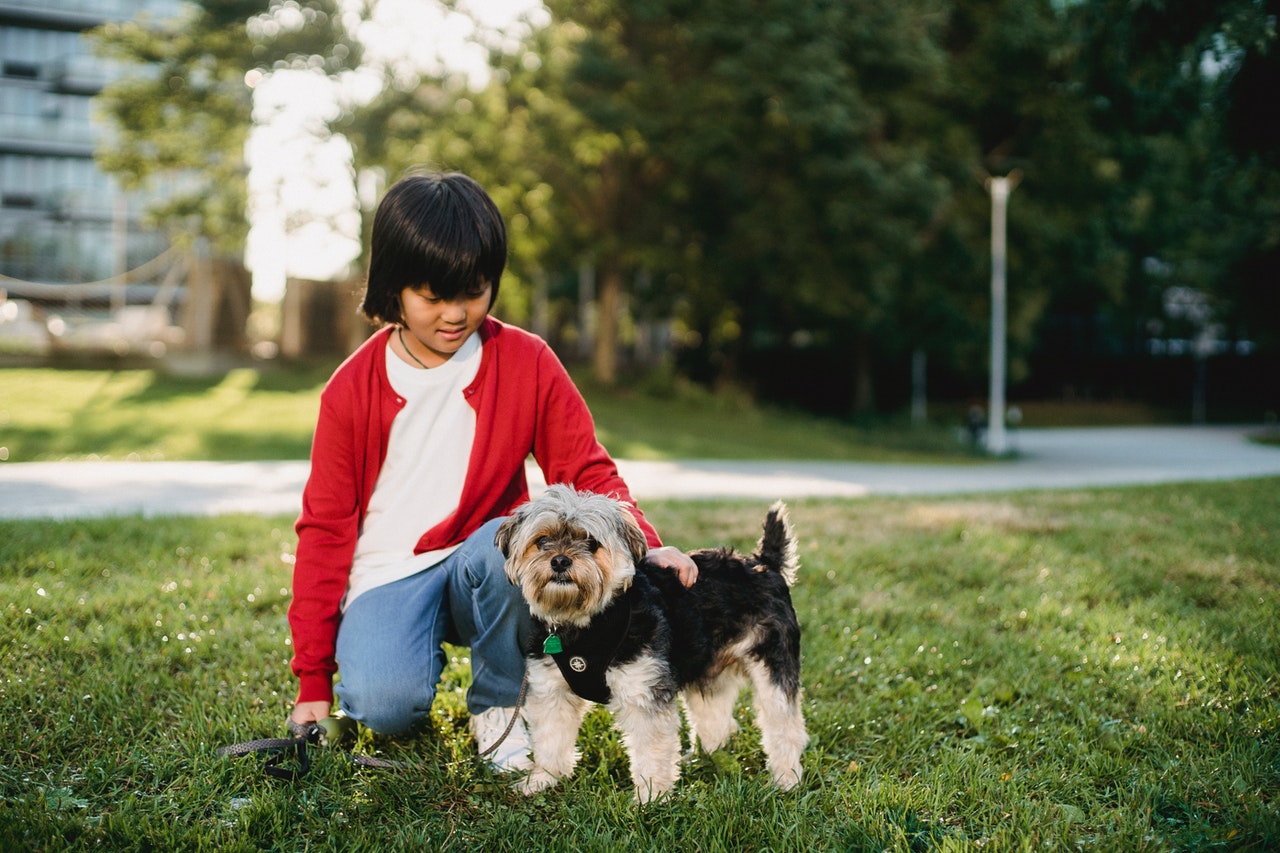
[495,485,808,802]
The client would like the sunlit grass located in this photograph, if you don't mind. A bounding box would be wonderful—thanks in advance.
[0,367,329,462]
[2,480,1276,849]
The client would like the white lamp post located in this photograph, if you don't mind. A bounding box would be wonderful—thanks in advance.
[986,173,1018,455]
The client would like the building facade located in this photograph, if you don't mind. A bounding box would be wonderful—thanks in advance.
[0,0,182,285]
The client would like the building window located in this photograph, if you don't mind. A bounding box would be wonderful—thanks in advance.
[2,61,41,80]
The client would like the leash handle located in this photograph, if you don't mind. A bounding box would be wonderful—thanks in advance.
[288,719,324,741]
[217,717,408,780]
[219,685,527,779]
[216,720,319,781]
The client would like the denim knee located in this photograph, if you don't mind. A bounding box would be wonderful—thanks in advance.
[335,671,435,736]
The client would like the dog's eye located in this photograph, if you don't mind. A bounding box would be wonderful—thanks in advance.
[586,537,600,552]
[535,536,551,549]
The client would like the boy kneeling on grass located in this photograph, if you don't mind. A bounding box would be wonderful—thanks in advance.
[286,171,696,770]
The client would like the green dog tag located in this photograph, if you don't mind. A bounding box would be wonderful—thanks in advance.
[543,635,563,655]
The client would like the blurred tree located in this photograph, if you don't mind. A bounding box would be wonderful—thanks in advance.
[326,0,1274,416]
[91,1,362,254]
[538,0,957,410]
[340,10,659,382]
[337,14,596,344]
[340,1,1059,405]
[911,0,1082,400]
[1205,0,1279,353]
[346,1,963,396]
[1045,0,1278,404]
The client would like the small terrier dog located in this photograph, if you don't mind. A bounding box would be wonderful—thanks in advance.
[495,484,808,802]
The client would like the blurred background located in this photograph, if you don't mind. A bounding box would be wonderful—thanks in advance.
[1,0,1277,429]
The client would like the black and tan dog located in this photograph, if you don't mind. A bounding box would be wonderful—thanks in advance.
[495,484,808,802]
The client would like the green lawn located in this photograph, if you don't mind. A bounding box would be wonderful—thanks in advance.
[0,366,973,464]
[0,367,331,463]
[2,480,1277,850]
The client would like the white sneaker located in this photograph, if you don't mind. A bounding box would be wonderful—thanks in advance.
[469,706,533,773]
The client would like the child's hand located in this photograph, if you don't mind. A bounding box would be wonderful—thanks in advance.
[291,700,334,726]
[645,545,699,587]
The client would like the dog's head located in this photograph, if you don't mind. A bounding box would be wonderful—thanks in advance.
[495,484,650,627]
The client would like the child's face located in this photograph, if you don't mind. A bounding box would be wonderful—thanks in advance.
[398,280,492,367]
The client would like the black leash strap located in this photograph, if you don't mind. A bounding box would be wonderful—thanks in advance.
[220,678,532,781]
[216,720,318,781]
[217,720,407,781]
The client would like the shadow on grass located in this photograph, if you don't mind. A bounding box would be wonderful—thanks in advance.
[199,430,312,461]
[248,363,336,393]
[111,365,331,406]
[115,372,222,405]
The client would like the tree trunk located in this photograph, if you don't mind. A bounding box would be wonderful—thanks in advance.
[593,261,622,384]
[577,261,595,360]
[852,330,875,415]
[911,348,928,426]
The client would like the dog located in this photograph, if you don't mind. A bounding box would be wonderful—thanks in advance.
[495,484,808,802]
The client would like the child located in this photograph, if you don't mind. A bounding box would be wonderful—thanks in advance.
[287,172,696,771]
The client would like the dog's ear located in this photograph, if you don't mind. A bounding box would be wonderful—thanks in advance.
[621,509,650,565]
[494,512,525,586]
[494,512,520,558]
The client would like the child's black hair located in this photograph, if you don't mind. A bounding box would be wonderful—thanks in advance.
[360,172,507,325]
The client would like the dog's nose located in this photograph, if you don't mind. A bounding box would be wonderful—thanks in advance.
[550,554,572,574]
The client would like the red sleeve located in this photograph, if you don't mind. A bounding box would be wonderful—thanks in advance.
[529,343,663,548]
[289,383,362,705]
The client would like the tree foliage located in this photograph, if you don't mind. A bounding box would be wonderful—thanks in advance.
[583,1,951,397]
[97,0,1277,415]
[332,0,1275,410]
[91,1,362,253]
[1025,0,1280,398]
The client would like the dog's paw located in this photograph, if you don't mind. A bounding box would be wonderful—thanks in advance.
[514,768,560,796]
[632,780,675,805]
[770,764,803,790]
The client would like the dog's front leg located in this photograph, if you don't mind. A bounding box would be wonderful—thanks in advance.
[608,661,683,803]
[517,658,588,796]
[613,699,682,803]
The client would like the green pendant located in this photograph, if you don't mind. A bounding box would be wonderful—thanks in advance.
[543,634,563,654]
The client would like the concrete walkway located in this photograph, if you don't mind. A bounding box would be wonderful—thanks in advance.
[1,426,1277,520]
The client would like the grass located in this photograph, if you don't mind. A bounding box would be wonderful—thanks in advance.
[0,365,975,464]
[2,479,1277,850]
[4,363,1273,464]
[10,363,1262,465]
[0,366,331,463]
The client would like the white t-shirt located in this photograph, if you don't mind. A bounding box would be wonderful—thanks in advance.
[344,332,482,608]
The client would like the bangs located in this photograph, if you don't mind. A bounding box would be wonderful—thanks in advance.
[361,173,506,324]
[388,182,506,299]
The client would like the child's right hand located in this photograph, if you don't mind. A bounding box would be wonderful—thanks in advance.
[290,700,333,726]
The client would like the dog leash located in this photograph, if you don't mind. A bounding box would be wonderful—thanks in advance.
[476,671,530,759]
[219,673,529,780]
[217,719,407,781]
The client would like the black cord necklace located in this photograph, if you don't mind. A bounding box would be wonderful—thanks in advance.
[397,326,430,369]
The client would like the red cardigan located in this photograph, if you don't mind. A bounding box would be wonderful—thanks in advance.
[289,318,662,704]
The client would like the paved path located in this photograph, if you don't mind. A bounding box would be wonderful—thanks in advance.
[1,426,1277,520]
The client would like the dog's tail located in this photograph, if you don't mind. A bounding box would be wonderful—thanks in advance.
[756,500,799,586]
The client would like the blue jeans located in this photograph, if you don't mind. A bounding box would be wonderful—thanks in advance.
[333,517,530,735]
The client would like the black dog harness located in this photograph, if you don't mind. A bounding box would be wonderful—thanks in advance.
[542,586,636,704]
